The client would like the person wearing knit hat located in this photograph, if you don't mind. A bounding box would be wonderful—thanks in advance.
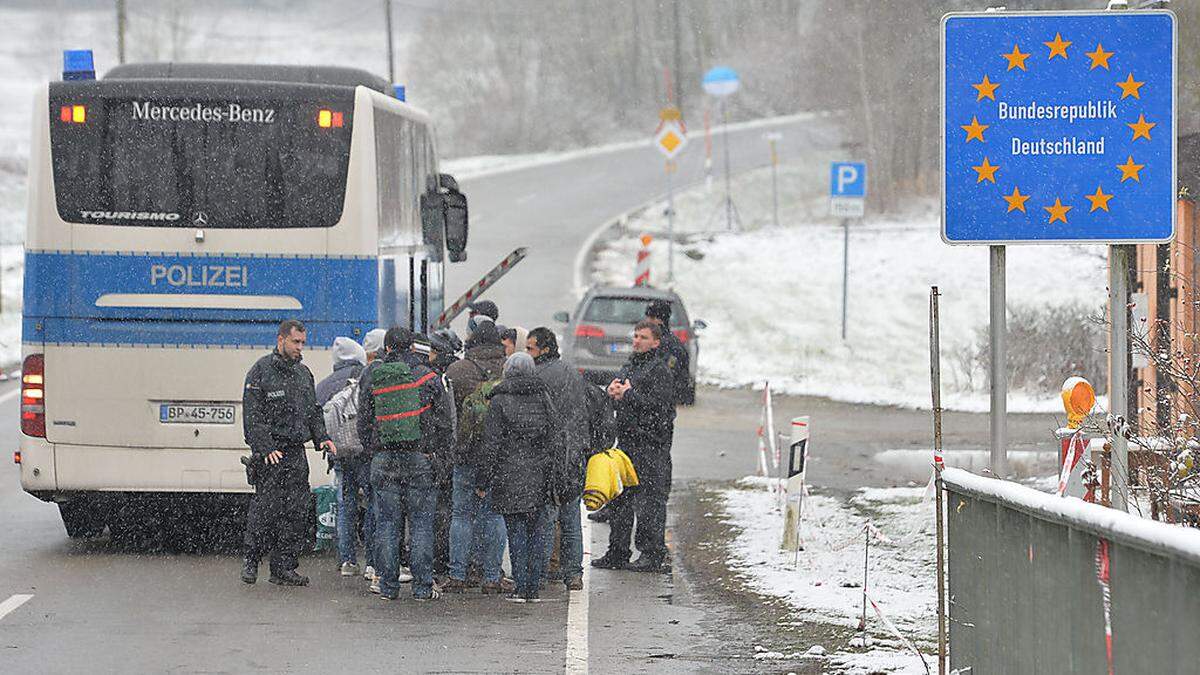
[316,336,375,579]
[362,328,387,362]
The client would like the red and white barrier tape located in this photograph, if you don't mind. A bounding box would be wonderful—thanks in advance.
[1095,538,1114,675]
[866,593,931,675]
[1057,430,1086,497]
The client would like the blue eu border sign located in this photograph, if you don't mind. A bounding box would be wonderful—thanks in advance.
[941,11,1175,244]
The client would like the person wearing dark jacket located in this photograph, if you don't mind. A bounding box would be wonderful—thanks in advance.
[426,329,460,582]
[357,327,453,601]
[645,300,692,405]
[476,352,562,602]
[528,327,589,590]
[316,337,373,578]
[241,320,337,587]
[443,321,511,593]
[593,319,676,573]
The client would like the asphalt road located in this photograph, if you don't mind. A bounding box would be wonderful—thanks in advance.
[0,113,1064,672]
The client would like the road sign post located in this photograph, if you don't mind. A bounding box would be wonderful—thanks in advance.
[703,67,742,232]
[654,109,688,285]
[764,132,782,229]
[831,161,866,341]
[942,10,1176,490]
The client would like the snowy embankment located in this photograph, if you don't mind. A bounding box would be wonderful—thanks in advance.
[590,161,1109,412]
[722,477,935,674]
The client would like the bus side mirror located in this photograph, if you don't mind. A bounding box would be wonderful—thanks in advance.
[421,174,469,263]
[444,189,468,263]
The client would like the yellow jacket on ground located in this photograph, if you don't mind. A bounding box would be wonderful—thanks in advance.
[583,448,639,511]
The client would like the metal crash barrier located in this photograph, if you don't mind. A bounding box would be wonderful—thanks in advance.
[942,467,1200,673]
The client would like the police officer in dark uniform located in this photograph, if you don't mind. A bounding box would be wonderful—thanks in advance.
[241,319,337,586]
[644,300,692,405]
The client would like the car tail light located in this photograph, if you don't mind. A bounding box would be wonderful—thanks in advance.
[575,324,605,338]
[21,354,45,438]
[673,329,690,343]
[13,451,20,465]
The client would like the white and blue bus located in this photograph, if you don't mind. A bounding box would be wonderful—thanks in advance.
[17,53,469,538]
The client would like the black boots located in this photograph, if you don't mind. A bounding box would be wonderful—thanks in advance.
[268,570,310,587]
[241,558,259,584]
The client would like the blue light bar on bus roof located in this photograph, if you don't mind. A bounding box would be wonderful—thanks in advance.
[62,50,95,81]
[393,85,406,101]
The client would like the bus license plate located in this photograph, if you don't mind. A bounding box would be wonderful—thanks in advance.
[608,342,631,354]
[159,404,236,425]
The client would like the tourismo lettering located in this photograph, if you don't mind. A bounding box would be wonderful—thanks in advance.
[131,101,277,124]
[79,210,181,221]
[150,264,250,288]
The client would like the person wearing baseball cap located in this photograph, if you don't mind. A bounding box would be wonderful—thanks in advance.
[362,328,387,363]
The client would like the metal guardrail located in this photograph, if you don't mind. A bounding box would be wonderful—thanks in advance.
[942,467,1200,673]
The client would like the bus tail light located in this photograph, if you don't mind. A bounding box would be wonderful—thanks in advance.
[673,329,690,343]
[59,105,87,124]
[317,110,344,128]
[574,324,605,338]
[21,354,46,438]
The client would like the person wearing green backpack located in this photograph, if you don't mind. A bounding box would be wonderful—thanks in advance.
[357,327,453,601]
[443,321,510,593]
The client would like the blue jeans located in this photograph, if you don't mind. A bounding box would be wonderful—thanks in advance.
[335,456,375,567]
[372,449,437,599]
[504,505,556,598]
[449,465,506,583]
[546,496,583,580]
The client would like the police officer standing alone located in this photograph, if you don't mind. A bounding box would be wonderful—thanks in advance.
[241,320,337,586]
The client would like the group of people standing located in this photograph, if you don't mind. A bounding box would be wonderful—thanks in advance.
[238,298,688,604]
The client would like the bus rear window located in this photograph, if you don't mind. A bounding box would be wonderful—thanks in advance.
[49,88,353,229]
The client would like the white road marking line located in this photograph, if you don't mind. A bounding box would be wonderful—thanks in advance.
[0,594,34,621]
[564,509,591,675]
[0,385,21,405]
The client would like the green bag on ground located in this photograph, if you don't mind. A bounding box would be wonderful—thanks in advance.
[371,360,434,445]
[313,484,337,551]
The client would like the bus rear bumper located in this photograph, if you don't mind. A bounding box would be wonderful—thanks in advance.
[19,438,280,496]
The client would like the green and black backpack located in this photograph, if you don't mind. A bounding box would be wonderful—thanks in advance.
[371,360,436,445]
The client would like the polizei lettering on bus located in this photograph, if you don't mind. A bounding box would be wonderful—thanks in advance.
[150,264,249,288]
[79,210,181,221]
[131,101,277,124]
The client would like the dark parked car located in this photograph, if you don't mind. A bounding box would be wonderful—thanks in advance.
[554,286,705,404]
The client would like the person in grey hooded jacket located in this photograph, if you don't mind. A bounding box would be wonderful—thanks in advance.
[527,327,589,590]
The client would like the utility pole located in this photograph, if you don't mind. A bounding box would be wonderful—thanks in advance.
[383,0,395,83]
[116,0,127,64]
[672,0,683,116]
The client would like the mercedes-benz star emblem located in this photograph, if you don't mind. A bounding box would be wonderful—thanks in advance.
[194,211,209,226]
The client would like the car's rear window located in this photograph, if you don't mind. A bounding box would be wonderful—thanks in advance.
[582,296,687,327]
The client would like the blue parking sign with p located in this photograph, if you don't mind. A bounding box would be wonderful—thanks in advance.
[831,162,867,197]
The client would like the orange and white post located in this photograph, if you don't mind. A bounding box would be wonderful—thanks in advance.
[633,234,652,287]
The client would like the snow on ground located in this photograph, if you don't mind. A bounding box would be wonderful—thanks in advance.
[721,476,936,674]
[590,161,1109,412]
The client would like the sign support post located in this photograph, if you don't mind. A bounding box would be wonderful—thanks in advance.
[842,218,850,341]
[666,161,676,284]
[830,161,866,341]
[990,245,1009,477]
[1109,244,1132,511]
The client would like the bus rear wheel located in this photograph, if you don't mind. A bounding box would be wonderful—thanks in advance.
[58,498,106,539]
